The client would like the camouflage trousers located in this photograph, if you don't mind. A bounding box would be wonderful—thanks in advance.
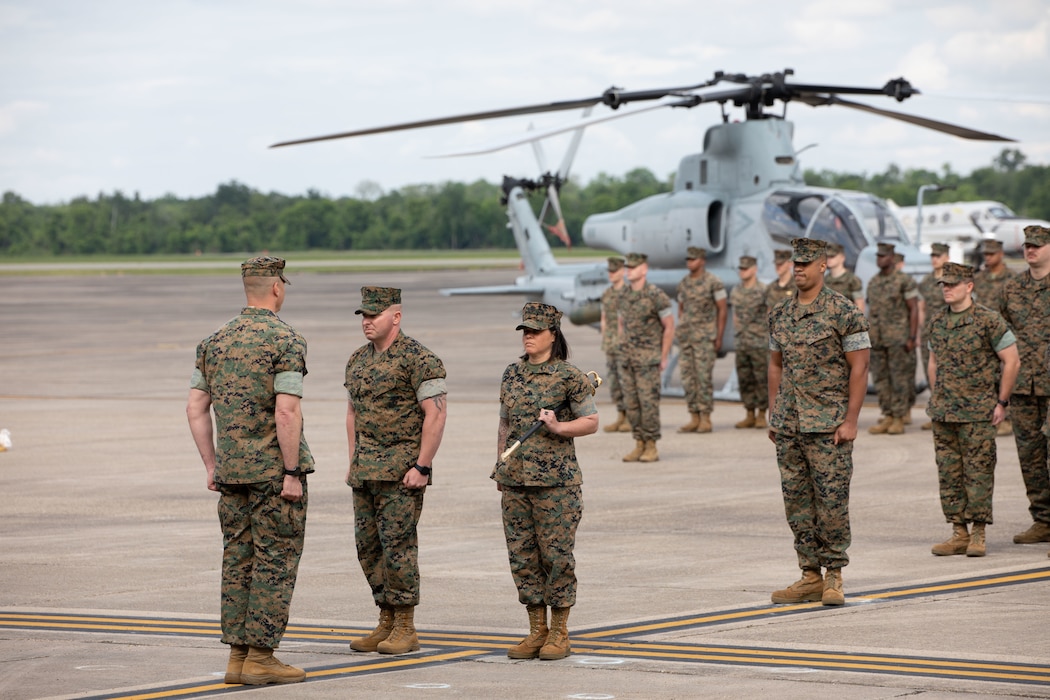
[774,432,853,571]
[932,421,996,524]
[217,478,308,649]
[501,484,582,608]
[604,350,625,412]
[1010,394,1050,524]
[619,357,662,441]
[352,480,425,607]
[734,346,769,411]
[904,344,917,408]
[680,339,716,414]
[870,344,913,418]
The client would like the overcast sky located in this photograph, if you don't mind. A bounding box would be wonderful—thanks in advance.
[2,0,1048,205]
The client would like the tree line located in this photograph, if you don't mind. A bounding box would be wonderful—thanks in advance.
[1,149,1047,256]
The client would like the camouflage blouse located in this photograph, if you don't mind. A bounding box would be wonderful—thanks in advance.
[600,284,624,354]
[998,270,1050,396]
[866,270,919,347]
[675,271,727,344]
[918,273,946,335]
[618,282,672,365]
[825,270,863,303]
[729,281,768,349]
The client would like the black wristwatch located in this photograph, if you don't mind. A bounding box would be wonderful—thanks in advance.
[997,398,1010,408]
[413,464,432,476]
[283,467,303,477]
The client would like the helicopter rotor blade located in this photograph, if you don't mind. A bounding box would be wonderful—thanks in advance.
[800,94,1015,142]
[557,106,593,181]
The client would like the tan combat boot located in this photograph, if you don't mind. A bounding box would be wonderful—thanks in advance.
[507,604,548,659]
[771,569,823,604]
[822,568,845,606]
[224,644,248,684]
[967,522,987,557]
[349,605,394,652]
[377,605,420,655]
[240,647,306,685]
[539,607,571,660]
[603,411,626,433]
[1013,521,1050,544]
[622,439,645,462]
[921,421,933,430]
[753,411,767,429]
[697,413,713,433]
[886,417,905,435]
[678,412,701,433]
[868,416,892,435]
[735,409,756,429]
[638,440,659,463]
[618,416,632,432]
[902,411,912,425]
[932,523,969,556]
[997,419,1013,436]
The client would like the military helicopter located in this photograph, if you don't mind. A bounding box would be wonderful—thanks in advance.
[271,70,1012,393]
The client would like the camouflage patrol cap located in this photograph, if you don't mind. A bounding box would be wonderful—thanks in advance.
[791,237,827,263]
[686,246,706,260]
[625,252,648,267]
[355,286,401,315]
[877,242,896,257]
[825,242,844,256]
[938,262,974,286]
[241,255,289,284]
[738,255,757,269]
[607,256,625,272]
[930,243,950,255]
[516,302,562,331]
[773,249,792,264]
[1024,225,1050,246]
[980,239,1003,253]
[893,252,904,264]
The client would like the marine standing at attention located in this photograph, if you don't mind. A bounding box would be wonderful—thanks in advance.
[866,242,919,436]
[917,243,951,430]
[768,238,870,607]
[926,263,1018,557]
[974,238,1016,437]
[997,225,1050,551]
[186,256,312,686]
[765,248,798,311]
[824,242,865,312]
[729,255,768,429]
[494,302,599,661]
[344,286,448,655]
[675,246,727,434]
[618,252,675,463]
[600,256,631,434]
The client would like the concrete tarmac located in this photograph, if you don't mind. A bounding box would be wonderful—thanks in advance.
[1,266,1048,699]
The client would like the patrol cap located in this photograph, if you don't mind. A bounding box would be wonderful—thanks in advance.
[980,239,1003,253]
[686,246,706,260]
[607,256,625,272]
[516,302,562,331]
[738,255,757,269]
[825,242,844,256]
[625,252,648,267]
[877,242,896,257]
[791,237,827,263]
[938,262,974,286]
[930,243,950,255]
[1024,225,1050,246]
[241,255,289,284]
[355,286,401,315]
[773,249,792,264]
[893,252,905,264]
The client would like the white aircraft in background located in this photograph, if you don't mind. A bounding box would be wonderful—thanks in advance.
[893,200,1050,261]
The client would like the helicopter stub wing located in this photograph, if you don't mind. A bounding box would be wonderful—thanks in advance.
[440,283,549,297]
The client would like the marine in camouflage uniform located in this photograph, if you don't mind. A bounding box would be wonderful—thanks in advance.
[866,242,919,434]
[730,255,768,428]
[917,244,951,429]
[618,252,675,462]
[600,257,630,432]
[675,246,728,433]
[494,302,599,660]
[764,248,798,311]
[768,238,870,607]
[823,242,864,309]
[998,225,1050,547]
[973,239,1017,435]
[926,263,1019,557]
[345,287,448,655]
[187,256,312,685]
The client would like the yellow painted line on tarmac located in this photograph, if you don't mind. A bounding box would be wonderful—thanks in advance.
[856,568,1050,599]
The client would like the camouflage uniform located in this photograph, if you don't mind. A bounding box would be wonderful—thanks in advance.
[190,257,314,650]
[973,268,1013,309]
[825,270,863,305]
[345,319,447,608]
[918,271,947,385]
[998,255,1050,527]
[927,290,1017,525]
[676,268,727,415]
[619,281,673,442]
[867,265,919,419]
[730,278,769,412]
[765,278,797,311]
[493,356,597,607]
[600,280,626,413]
[769,283,871,572]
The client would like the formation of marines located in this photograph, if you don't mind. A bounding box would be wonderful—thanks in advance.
[188,227,1050,683]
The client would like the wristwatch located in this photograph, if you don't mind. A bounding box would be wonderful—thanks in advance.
[413,464,432,476]
[283,467,302,477]
[997,398,1010,407]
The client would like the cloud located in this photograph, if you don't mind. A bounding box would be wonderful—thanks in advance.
[0,100,48,135]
